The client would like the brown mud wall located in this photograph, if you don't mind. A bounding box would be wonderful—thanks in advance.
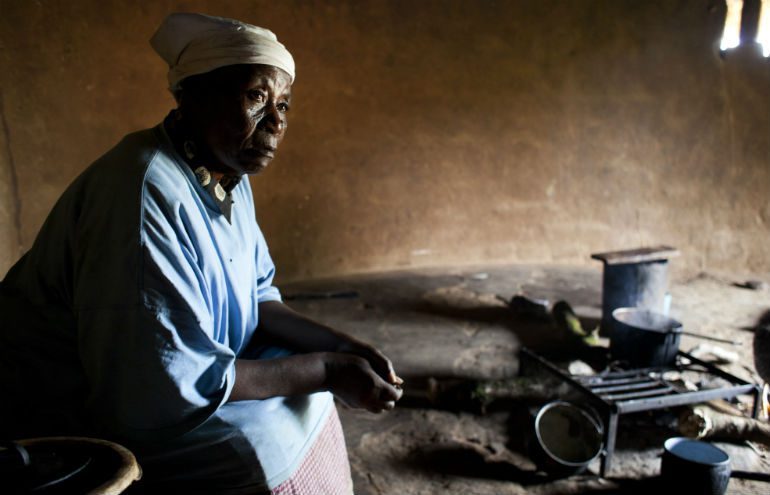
[1,0,768,282]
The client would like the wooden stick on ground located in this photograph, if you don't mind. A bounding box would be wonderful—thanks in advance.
[679,405,770,447]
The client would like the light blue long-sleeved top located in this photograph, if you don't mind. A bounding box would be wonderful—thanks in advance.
[0,123,332,490]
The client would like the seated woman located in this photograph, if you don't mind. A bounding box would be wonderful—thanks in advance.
[0,12,402,494]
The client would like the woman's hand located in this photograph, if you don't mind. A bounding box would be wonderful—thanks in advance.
[254,301,404,410]
[323,352,403,413]
[257,302,402,387]
[335,337,404,387]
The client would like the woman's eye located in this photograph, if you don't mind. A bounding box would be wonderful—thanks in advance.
[249,90,266,103]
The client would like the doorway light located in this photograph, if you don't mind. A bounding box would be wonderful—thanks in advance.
[720,0,743,51]
[758,0,770,56]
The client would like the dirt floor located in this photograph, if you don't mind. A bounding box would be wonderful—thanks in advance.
[281,265,770,494]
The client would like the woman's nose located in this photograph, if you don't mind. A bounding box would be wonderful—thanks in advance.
[258,103,283,134]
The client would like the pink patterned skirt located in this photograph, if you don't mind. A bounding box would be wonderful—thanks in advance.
[270,406,353,495]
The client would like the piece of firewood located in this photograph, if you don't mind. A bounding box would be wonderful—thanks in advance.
[679,405,770,446]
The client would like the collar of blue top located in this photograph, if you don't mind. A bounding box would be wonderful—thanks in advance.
[193,166,241,224]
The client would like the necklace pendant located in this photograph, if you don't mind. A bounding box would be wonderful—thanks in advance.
[183,140,197,160]
[194,166,211,187]
[214,183,226,201]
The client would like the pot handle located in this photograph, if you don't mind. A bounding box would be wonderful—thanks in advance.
[731,470,770,483]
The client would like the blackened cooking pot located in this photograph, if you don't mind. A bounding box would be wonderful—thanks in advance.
[610,307,682,368]
[661,437,731,495]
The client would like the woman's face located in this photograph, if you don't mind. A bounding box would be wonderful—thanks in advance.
[180,64,292,175]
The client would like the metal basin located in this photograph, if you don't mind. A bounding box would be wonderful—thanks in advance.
[530,401,604,477]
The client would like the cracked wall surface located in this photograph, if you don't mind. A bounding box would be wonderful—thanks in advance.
[1,0,769,281]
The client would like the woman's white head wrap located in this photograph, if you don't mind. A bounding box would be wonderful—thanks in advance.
[150,13,295,91]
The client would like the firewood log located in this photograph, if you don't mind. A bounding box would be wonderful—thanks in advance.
[679,405,770,446]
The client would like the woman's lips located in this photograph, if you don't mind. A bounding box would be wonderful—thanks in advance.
[242,147,274,160]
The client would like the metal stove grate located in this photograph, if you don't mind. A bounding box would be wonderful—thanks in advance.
[521,348,762,477]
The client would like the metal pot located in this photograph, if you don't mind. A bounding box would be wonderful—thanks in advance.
[610,307,682,367]
[530,401,604,477]
[661,437,731,495]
